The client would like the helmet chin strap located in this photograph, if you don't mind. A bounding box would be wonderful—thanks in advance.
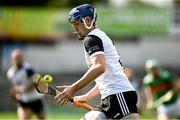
[82,9,96,29]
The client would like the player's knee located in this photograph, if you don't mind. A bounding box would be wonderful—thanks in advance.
[37,112,46,120]
[80,111,107,120]
[121,113,140,120]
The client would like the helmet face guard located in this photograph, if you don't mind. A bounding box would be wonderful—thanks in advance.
[68,4,97,29]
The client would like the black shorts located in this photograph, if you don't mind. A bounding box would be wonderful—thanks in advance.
[97,91,138,119]
[18,99,45,114]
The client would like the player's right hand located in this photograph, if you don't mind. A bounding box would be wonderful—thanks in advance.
[56,85,68,92]
[74,94,89,103]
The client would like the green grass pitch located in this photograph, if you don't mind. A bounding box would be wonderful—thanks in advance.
[0,104,157,120]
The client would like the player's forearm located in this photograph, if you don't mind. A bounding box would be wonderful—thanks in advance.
[145,87,153,108]
[86,84,100,100]
[72,64,105,93]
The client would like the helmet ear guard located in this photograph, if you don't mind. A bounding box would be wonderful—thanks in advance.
[81,8,96,29]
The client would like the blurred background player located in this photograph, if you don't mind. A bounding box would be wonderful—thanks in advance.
[143,59,180,120]
[124,67,144,113]
[124,67,142,93]
[55,4,140,120]
[7,49,46,120]
[1,0,180,119]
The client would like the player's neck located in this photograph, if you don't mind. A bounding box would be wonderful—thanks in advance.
[153,73,160,79]
[14,64,23,70]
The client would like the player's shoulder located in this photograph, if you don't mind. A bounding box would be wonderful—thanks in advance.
[84,35,101,44]
[88,28,107,40]
[85,28,111,45]
[143,74,153,85]
[160,69,174,80]
[160,69,170,77]
[7,66,15,79]
[88,28,105,36]
[24,62,32,69]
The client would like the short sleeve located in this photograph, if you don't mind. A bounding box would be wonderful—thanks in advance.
[143,74,153,86]
[84,35,104,58]
[26,68,35,78]
[7,67,14,80]
[159,69,175,83]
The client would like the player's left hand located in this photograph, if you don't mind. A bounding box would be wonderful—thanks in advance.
[12,86,24,93]
[74,94,89,103]
[54,85,76,105]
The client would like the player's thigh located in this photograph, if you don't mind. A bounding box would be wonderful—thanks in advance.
[99,91,138,119]
[36,112,46,120]
[30,99,46,119]
[80,110,107,120]
[17,107,32,120]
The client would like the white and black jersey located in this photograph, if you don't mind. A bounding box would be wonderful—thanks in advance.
[7,62,43,102]
[83,28,135,99]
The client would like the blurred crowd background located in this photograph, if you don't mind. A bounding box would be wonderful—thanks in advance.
[0,0,180,119]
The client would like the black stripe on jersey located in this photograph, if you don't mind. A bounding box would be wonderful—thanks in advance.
[84,35,104,56]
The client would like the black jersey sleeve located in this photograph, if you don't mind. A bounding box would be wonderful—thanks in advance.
[84,35,104,56]
[26,68,35,78]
